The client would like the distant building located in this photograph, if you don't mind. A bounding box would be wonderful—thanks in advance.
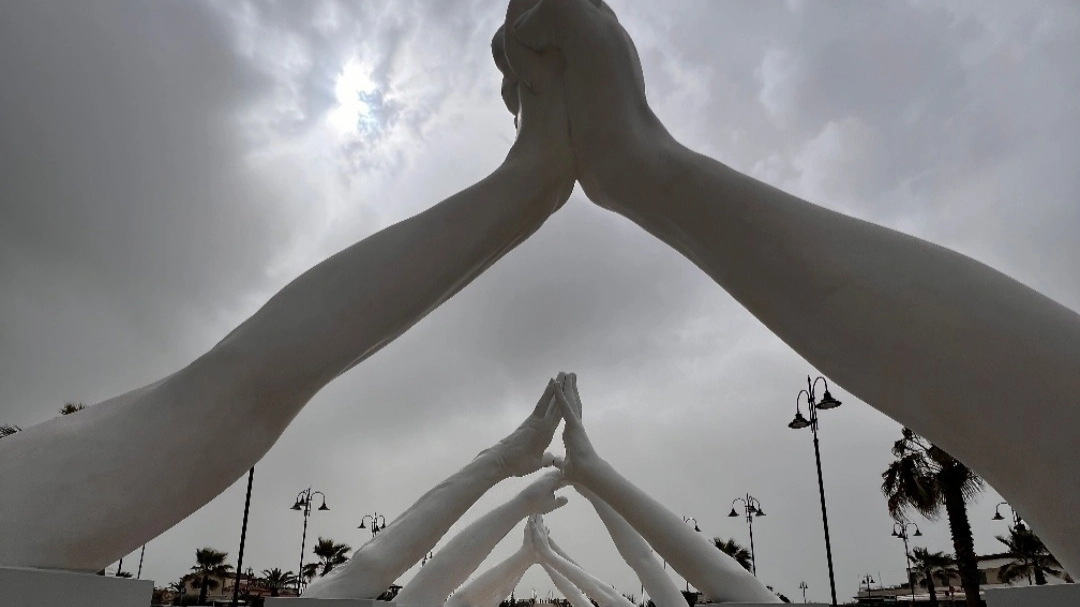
[174,570,298,605]
[853,552,1073,603]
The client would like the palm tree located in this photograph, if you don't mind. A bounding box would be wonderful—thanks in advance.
[59,402,86,415]
[190,547,232,605]
[0,424,20,438]
[712,537,753,573]
[882,428,984,606]
[168,580,186,606]
[996,525,1063,586]
[259,568,298,597]
[310,537,352,577]
[909,548,958,607]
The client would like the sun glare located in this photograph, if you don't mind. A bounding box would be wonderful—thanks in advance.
[328,59,379,135]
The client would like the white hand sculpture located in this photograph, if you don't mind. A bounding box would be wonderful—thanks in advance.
[552,376,778,603]
[393,469,567,606]
[302,380,563,599]
[577,486,685,607]
[497,0,1080,577]
[530,520,637,607]
[444,518,544,607]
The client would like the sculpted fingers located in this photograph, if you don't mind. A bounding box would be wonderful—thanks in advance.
[491,26,520,117]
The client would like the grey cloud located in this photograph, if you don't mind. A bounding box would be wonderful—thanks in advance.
[1,0,1077,603]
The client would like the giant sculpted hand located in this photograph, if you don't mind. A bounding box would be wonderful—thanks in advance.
[551,373,602,485]
[492,20,576,207]
[496,0,665,208]
[477,378,563,478]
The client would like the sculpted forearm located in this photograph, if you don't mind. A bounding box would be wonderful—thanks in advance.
[610,140,1080,570]
[394,495,535,606]
[445,547,534,607]
[578,488,684,607]
[211,157,568,417]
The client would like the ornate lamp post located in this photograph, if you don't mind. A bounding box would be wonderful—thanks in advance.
[891,521,921,602]
[993,502,1031,584]
[681,516,700,591]
[358,512,387,537]
[291,488,329,594]
[860,574,875,600]
[788,375,841,605]
[799,581,809,603]
[421,551,434,566]
[993,501,1025,530]
[728,494,765,577]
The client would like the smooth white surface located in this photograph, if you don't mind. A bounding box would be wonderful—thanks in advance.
[443,524,538,607]
[985,584,1080,607]
[497,0,1080,574]
[0,69,574,572]
[577,487,685,607]
[548,375,778,603]
[304,381,563,600]
[392,471,566,606]
[544,565,593,607]
[0,565,153,607]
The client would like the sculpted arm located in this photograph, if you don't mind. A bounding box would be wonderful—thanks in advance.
[552,376,778,604]
[530,520,635,607]
[0,46,574,572]
[390,470,568,606]
[444,541,536,607]
[500,0,1080,572]
[303,381,562,599]
[577,487,686,607]
[544,565,594,607]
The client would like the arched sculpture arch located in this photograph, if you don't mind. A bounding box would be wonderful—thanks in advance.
[1,0,1078,585]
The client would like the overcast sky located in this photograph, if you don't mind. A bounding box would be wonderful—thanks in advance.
[2,0,1078,603]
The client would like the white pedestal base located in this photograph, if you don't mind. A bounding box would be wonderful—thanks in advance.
[0,566,153,607]
[985,584,1080,607]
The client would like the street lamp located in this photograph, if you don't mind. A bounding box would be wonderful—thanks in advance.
[728,494,765,577]
[860,574,875,600]
[422,551,434,567]
[291,488,329,594]
[993,502,1031,584]
[680,516,701,591]
[892,521,921,603]
[358,512,387,537]
[798,581,808,603]
[993,501,1025,530]
[788,375,841,605]
[232,466,255,607]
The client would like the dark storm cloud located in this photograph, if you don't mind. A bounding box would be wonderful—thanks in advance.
[1,0,1077,603]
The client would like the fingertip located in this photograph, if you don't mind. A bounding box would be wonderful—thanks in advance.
[540,451,556,467]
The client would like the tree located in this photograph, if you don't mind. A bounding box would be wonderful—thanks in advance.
[712,537,753,573]
[259,568,298,597]
[168,580,186,606]
[2,401,85,439]
[190,547,232,605]
[309,537,352,577]
[59,402,86,415]
[909,548,958,607]
[882,428,984,606]
[996,525,1063,586]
